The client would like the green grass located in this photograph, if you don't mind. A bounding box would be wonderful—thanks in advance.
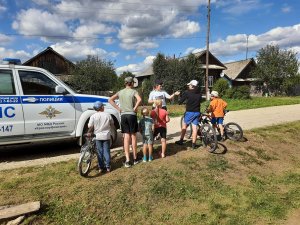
[1,121,300,224]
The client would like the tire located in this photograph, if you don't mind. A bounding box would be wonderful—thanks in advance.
[224,122,243,141]
[180,116,192,139]
[200,124,218,153]
[78,145,93,177]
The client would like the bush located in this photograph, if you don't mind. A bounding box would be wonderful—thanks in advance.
[212,79,229,97]
[225,85,250,99]
[283,76,300,96]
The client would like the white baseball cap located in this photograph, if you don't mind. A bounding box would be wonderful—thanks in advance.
[187,80,198,86]
[210,91,219,97]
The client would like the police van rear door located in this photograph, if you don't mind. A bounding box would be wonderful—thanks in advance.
[0,68,25,140]
[17,69,76,138]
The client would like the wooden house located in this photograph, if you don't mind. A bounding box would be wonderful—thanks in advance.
[23,47,75,82]
[223,58,257,87]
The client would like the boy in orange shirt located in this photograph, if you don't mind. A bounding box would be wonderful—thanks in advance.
[207,91,227,141]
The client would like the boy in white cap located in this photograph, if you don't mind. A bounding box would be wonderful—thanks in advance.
[175,80,202,149]
[207,91,228,141]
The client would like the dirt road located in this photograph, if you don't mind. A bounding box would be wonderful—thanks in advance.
[1,104,300,171]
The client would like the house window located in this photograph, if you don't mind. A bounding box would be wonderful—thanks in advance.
[208,76,214,87]
[201,76,214,87]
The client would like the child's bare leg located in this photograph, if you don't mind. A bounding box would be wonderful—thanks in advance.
[161,138,166,158]
[148,144,153,157]
[123,133,131,162]
[180,123,187,140]
[191,124,198,144]
[219,124,225,136]
[143,143,147,157]
[131,133,137,160]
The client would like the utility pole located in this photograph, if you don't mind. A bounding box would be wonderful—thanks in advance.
[205,0,211,100]
[246,35,249,60]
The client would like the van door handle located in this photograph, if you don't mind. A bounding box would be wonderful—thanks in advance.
[23,97,38,103]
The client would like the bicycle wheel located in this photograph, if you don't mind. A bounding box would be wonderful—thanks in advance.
[224,122,243,141]
[78,145,93,177]
[180,116,192,139]
[200,124,218,153]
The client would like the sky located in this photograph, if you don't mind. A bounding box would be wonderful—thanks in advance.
[0,0,299,75]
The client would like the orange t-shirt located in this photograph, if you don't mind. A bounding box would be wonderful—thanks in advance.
[209,98,227,118]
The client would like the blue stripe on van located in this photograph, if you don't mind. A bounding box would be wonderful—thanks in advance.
[0,96,108,104]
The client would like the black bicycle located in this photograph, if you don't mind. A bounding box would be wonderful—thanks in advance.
[78,134,97,177]
[180,114,218,152]
[181,111,243,142]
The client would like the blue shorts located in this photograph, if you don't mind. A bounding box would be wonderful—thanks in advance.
[211,117,224,125]
[184,112,200,126]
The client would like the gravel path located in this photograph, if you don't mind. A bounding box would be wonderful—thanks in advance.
[1,104,300,171]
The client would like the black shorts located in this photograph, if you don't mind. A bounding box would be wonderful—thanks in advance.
[121,114,138,133]
[154,127,167,139]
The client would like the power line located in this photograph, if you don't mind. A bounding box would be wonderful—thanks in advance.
[3,33,206,41]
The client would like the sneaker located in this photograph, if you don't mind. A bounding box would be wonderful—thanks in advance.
[175,140,184,145]
[133,159,140,165]
[221,135,226,142]
[143,156,147,162]
[106,167,111,173]
[192,143,198,149]
[148,156,153,162]
[124,161,131,168]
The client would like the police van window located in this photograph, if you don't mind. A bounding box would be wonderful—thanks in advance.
[19,71,58,95]
[0,70,16,95]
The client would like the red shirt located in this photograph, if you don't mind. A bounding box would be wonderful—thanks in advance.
[151,108,168,128]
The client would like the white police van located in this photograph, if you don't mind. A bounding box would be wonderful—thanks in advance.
[0,58,120,146]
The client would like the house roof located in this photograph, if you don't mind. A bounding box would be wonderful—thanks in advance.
[224,58,255,80]
[135,65,153,78]
[23,47,75,66]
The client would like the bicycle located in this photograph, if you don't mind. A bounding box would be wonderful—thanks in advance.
[78,134,97,177]
[180,114,218,152]
[181,111,243,142]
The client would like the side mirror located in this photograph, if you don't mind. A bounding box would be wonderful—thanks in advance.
[55,85,66,94]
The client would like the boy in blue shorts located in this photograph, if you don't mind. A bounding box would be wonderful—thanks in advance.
[139,107,154,162]
[175,80,202,149]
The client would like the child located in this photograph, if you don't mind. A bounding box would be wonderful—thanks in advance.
[207,91,228,141]
[150,99,170,158]
[139,107,154,162]
[88,101,114,172]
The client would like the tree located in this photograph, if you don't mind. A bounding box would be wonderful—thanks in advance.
[251,45,300,95]
[114,71,135,91]
[152,53,204,95]
[212,78,229,97]
[70,55,117,92]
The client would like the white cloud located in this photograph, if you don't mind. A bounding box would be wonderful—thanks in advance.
[32,0,50,6]
[116,55,155,75]
[12,8,70,38]
[191,24,300,58]
[0,47,31,62]
[0,5,6,13]
[73,22,116,39]
[50,41,119,61]
[0,33,13,45]
[169,20,200,38]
